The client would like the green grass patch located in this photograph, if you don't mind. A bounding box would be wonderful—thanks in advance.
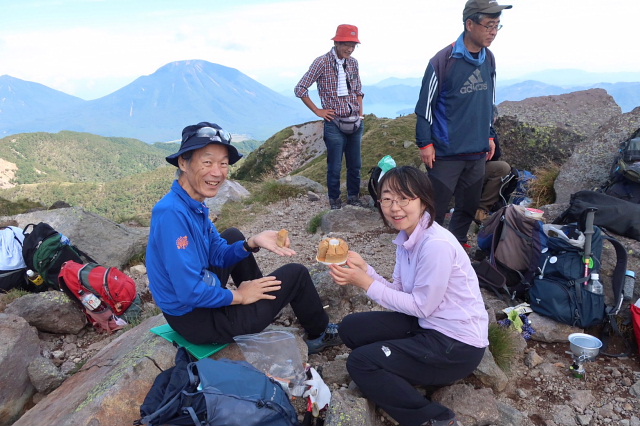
[307,211,327,234]
[488,323,519,372]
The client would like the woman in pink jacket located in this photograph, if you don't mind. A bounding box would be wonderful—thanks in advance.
[329,166,488,426]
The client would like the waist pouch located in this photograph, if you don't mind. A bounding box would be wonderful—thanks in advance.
[333,115,362,135]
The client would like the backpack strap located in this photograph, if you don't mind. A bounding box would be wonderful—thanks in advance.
[79,263,101,295]
[599,234,631,357]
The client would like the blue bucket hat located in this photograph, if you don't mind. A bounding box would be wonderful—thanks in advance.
[166,122,242,167]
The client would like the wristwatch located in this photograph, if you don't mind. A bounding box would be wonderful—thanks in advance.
[243,239,260,253]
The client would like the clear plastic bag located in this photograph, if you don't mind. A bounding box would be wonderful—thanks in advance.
[233,330,305,396]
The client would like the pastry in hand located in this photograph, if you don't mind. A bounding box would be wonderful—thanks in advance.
[276,229,289,247]
[317,237,349,264]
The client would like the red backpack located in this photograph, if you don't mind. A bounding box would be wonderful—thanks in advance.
[58,261,141,333]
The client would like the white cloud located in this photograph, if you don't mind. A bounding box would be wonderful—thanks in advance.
[0,0,636,99]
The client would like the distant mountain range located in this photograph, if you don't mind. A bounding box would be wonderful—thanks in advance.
[1,64,638,143]
[0,61,315,142]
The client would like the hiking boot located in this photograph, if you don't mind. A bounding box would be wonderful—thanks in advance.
[422,415,459,426]
[306,323,342,354]
[330,198,342,210]
[475,208,490,224]
[347,196,368,208]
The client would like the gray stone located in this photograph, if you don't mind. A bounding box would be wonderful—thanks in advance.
[320,206,383,234]
[432,383,500,426]
[10,207,148,269]
[325,388,382,426]
[528,313,583,343]
[495,400,536,426]
[5,292,86,334]
[554,107,640,203]
[27,357,67,394]
[0,313,40,426]
[549,404,579,426]
[278,175,325,194]
[12,315,176,426]
[205,180,250,214]
[474,348,509,392]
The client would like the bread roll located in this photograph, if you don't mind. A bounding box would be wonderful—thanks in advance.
[277,229,288,247]
[317,237,349,264]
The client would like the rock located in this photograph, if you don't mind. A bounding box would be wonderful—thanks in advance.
[474,348,509,392]
[5,292,86,334]
[27,357,67,394]
[432,383,500,426]
[8,207,148,269]
[528,313,583,343]
[524,349,544,368]
[554,107,640,203]
[278,175,326,194]
[325,388,382,426]
[499,89,621,137]
[0,313,41,426]
[12,315,176,426]
[205,180,250,214]
[320,206,383,234]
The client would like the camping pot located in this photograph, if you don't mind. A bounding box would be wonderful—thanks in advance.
[568,333,602,361]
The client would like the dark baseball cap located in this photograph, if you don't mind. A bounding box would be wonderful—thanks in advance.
[166,122,242,167]
[463,0,512,21]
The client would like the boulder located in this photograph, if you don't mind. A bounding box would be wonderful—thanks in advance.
[0,313,40,426]
[5,292,86,334]
[7,207,148,269]
[553,107,640,203]
[12,315,175,426]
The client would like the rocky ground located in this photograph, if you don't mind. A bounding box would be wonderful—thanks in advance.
[8,192,639,425]
[232,193,640,426]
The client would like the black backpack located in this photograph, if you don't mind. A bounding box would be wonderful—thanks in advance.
[22,222,95,290]
[136,347,300,426]
[601,133,640,204]
[367,166,383,208]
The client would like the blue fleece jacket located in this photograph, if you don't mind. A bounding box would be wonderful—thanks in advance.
[146,180,250,316]
[414,33,496,160]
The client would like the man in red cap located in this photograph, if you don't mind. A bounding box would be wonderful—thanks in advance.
[295,24,366,210]
[415,0,512,252]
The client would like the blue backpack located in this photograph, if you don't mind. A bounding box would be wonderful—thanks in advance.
[136,347,300,426]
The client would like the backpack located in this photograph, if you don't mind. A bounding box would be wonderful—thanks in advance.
[58,260,142,333]
[529,223,627,329]
[474,204,547,301]
[601,134,640,203]
[136,347,300,426]
[554,190,640,241]
[0,226,29,293]
[22,222,95,290]
[367,166,383,208]
[510,169,536,206]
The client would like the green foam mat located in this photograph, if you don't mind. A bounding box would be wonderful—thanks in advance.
[151,323,228,360]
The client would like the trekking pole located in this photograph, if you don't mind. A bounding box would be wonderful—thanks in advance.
[582,207,598,281]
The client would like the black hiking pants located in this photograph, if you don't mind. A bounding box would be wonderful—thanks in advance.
[428,159,485,244]
[339,311,485,426]
[164,228,329,344]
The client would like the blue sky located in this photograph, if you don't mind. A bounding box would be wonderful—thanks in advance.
[1,0,637,100]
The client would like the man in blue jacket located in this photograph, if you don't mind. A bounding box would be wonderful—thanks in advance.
[146,122,341,354]
[415,0,511,248]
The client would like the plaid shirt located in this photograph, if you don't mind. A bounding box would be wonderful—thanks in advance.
[295,48,364,118]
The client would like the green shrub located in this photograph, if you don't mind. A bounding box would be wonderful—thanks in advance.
[488,323,519,372]
[530,162,560,207]
[307,211,327,234]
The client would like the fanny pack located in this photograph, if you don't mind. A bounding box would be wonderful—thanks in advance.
[333,115,362,135]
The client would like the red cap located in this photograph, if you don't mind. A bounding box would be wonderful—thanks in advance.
[331,24,360,43]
